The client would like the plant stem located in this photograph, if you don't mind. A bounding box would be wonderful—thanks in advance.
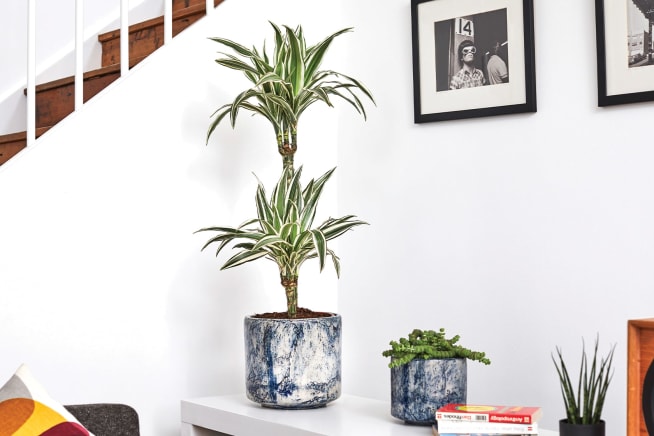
[277,132,297,174]
[281,273,299,318]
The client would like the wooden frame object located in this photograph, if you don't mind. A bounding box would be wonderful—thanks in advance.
[410,0,536,123]
[628,318,654,436]
[595,0,654,106]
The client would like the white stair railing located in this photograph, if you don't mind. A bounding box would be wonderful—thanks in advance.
[75,0,84,110]
[24,0,199,147]
[121,0,129,78]
[27,0,36,147]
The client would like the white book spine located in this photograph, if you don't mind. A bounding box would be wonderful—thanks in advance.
[436,419,539,435]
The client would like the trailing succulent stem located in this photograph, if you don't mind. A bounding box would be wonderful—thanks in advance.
[551,336,615,425]
[382,328,491,368]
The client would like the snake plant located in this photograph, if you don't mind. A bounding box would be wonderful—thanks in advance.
[196,166,366,318]
[551,336,615,425]
[206,22,375,172]
[383,328,491,368]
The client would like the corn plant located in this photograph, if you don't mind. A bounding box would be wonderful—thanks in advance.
[382,328,491,368]
[551,336,615,424]
[196,166,366,318]
[206,22,375,173]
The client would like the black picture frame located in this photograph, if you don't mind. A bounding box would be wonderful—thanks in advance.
[411,0,536,123]
[596,0,654,107]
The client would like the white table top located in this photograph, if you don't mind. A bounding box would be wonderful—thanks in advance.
[181,394,558,436]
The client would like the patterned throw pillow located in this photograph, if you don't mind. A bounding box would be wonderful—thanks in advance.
[0,364,94,436]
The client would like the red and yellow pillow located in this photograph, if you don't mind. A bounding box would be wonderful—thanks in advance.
[0,364,93,436]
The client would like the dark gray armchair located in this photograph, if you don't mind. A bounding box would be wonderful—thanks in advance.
[64,403,140,436]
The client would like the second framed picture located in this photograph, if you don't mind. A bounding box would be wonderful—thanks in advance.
[411,0,537,123]
[596,0,654,106]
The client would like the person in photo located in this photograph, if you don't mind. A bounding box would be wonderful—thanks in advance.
[487,40,509,85]
[450,39,486,90]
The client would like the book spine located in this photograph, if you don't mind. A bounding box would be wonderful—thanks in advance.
[436,412,490,422]
[435,411,538,424]
[436,420,538,434]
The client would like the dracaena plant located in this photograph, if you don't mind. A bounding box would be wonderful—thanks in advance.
[206,22,375,172]
[196,166,366,318]
[551,336,616,425]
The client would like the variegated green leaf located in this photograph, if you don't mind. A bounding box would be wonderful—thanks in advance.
[209,37,255,57]
[221,249,269,269]
[310,229,327,271]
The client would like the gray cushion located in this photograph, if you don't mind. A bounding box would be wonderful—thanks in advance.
[64,403,140,436]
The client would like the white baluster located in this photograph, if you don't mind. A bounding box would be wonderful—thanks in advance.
[121,0,129,77]
[165,0,172,44]
[75,0,84,111]
[27,0,36,146]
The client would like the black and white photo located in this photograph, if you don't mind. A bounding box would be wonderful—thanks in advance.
[596,0,654,105]
[411,0,536,123]
[434,9,509,92]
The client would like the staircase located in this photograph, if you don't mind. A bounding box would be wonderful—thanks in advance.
[0,0,223,166]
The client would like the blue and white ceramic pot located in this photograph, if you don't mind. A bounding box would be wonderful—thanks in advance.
[244,314,341,409]
[390,358,467,425]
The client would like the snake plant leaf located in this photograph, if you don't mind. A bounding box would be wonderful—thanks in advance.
[551,337,615,424]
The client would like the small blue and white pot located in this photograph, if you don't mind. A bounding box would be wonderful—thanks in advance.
[390,357,467,425]
[244,313,341,409]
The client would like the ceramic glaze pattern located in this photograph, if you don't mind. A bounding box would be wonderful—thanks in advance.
[244,314,341,409]
[390,358,467,425]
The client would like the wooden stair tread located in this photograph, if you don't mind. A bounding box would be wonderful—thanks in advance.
[1,0,224,166]
[28,55,148,94]
[0,126,52,165]
[98,0,222,42]
[0,127,51,144]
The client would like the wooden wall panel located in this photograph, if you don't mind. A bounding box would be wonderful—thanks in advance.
[627,318,654,436]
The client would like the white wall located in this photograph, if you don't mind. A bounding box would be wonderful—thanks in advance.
[338,1,654,435]
[1,0,652,435]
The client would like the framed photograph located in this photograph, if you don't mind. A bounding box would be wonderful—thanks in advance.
[411,0,536,123]
[596,0,654,106]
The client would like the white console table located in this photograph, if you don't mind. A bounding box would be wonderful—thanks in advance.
[181,394,558,436]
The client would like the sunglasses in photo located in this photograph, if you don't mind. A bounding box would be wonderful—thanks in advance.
[462,46,476,55]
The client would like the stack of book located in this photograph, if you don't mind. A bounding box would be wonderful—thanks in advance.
[432,403,542,436]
